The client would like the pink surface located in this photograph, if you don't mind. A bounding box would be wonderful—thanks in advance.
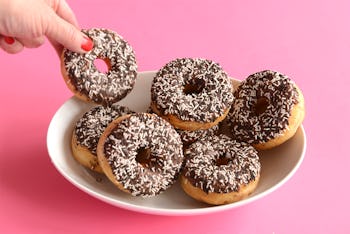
[0,0,349,233]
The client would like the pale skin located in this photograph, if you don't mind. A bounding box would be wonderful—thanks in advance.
[0,0,93,55]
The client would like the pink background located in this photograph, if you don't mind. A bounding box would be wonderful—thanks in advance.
[1,0,349,233]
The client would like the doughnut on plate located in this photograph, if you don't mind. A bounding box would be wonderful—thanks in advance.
[47,71,306,216]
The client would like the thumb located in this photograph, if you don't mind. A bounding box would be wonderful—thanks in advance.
[45,12,93,54]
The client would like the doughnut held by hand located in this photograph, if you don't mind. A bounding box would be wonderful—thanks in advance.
[61,28,138,106]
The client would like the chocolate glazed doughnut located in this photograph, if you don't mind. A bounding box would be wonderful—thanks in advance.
[181,134,261,205]
[97,113,184,197]
[176,125,219,146]
[228,70,305,150]
[71,104,134,173]
[61,28,138,106]
[151,58,234,131]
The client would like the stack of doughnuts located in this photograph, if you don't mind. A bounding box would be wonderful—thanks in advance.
[71,104,135,173]
[62,28,185,197]
[60,28,305,205]
[97,113,184,197]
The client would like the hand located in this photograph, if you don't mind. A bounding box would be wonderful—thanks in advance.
[0,0,93,55]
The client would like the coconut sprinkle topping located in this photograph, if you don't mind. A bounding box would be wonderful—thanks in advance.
[74,104,134,154]
[183,134,260,193]
[63,28,138,106]
[151,58,234,122]
[103,113,184,197]
[177,124,219,145]
[228,70,299,144]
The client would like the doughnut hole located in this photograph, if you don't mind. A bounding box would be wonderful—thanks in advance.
[254,97,269,115]
[215,153,230,166]
[183,78,205,95]
[136,147,152,168]
[93,58,111,73]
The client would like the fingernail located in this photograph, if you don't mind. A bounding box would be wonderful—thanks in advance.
[4,36,15,45]
[81,36,93,51]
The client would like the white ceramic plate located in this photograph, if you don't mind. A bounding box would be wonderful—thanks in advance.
[47,71,306,216]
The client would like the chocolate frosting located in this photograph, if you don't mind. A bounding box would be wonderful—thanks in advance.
[103,113,184,197]
[63,28,138,106]
[183,134,260,193]
[228,70,299,144]
[74,104,134,154]
[151,58,234,122]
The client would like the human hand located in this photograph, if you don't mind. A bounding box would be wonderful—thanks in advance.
[0,0,93,55]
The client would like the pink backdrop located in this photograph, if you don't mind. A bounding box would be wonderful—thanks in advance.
[1,0,349,233]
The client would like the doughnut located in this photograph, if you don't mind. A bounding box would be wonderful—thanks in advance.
[71,104,134,173]
[228,70,305,150]
[180,134,261,205]
[61,28,138,106]
[151,58,234,131]
[97,113,184,197]
[147,104,220,146]
[177,124,219,146]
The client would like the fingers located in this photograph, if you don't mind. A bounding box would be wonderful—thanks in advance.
[47,0,93,55]
[0,35,46,54]
[55,0,79,28]
[17,36,46,48]
[45,10,93,55]
[0,36,23,54]
[0,0,93,55]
